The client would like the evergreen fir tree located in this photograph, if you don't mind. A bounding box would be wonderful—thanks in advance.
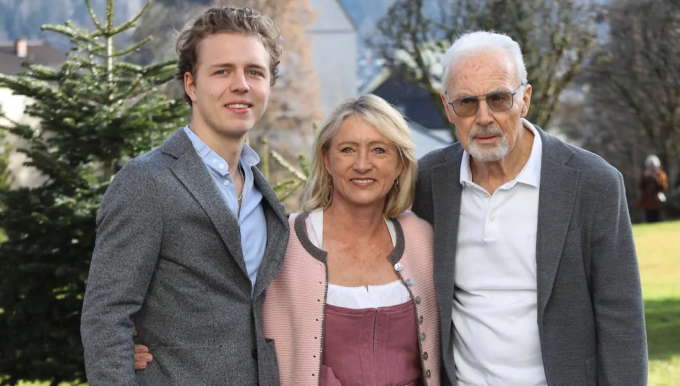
[0,0,189,383]
[0,130,12,193]
[0,129,12,244]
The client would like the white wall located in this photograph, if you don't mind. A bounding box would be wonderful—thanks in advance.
[0,88,45,188]
[307,0,358,118]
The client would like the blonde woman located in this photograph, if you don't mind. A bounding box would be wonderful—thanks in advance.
[134,94,440,385]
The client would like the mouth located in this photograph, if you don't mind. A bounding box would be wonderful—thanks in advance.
[473,135,499,143]
[224,102,253,114]
[350,178,377,187]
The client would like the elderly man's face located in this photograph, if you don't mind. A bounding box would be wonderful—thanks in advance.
[440,49,532,163]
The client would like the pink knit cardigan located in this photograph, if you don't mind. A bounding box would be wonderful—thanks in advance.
[262,210,441,386]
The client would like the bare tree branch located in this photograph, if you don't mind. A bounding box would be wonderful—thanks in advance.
[371,0,599,138]
[590,0,680,186]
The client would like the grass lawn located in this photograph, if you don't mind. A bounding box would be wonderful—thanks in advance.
[635,220,680,386]
[10,221,680,386]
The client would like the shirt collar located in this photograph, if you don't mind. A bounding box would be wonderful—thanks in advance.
[183,126,261,175]
[459,118,542,188]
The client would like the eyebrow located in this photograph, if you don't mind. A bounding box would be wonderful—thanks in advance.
[455,88,512,99]
[336,140,391,147]
[208,63,268,71]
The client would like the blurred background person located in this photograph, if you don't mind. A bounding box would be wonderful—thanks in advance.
[638,154,669,223]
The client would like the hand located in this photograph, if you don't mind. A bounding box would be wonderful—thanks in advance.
[133,329,153,370]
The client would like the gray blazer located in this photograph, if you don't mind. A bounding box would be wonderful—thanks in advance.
[81,129,289,386]
[412,126,647,386]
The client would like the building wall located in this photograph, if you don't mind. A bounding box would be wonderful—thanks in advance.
[307,0,358,118]
[372,74,449,129]
[409,121,452,159]
[0,89,45,188]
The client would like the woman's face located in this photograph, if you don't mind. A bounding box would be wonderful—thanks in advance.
[324,115,403,211]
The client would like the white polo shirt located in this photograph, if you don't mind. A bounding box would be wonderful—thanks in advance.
[453,122,548,386]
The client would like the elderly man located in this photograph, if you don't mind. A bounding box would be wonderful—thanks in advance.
[412,31,647,386]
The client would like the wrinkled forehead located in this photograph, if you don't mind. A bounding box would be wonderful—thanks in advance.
[446,49,519,94]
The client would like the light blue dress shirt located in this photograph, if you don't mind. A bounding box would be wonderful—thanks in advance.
[184,126,267,293]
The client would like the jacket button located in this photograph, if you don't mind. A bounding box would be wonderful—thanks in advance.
[405,278,414,287]
[425,369,431,378]
[414,296,421,304]
[419,315,424,324]
[420,332,426,341]
[251,349,257,359]
[422,352,429,360]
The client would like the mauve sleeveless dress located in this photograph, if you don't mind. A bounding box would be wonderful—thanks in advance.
[320,301,422,386]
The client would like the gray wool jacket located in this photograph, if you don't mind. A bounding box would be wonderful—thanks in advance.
[412,125,648,386]
[81,129,289,386]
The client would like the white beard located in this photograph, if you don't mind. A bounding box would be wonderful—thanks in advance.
[467,125,510,163]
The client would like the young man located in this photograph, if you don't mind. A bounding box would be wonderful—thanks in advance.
[413,31,647,385]
[81,7,288,385]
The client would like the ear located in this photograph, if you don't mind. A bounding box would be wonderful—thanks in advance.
[184,71,198,104]
[323,149,331,176]
[396,152,405,177]
[267,71,273,97]
[520,84,532,118]
[440,92,456,123]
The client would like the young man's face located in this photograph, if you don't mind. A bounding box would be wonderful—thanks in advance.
[185,32,271,138]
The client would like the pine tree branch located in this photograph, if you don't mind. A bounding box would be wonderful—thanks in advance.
[0,112,21,129]
[261,138,270,180]
[106,0,116,32]
[110,37,153,58]
[141,59,179,74]
[299,154,310,176]
[114,77,147,101]
[22,64,61,82]
[270,150,307,181]
[140,59,178,84]
[276,181,304,202]
[43,24,106,53]
[84,0,105,32]
[116,62,143,72]
[109,0,151,36]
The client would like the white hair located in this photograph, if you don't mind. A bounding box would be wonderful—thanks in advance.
[645,154,661,169]
[441,31,528,91]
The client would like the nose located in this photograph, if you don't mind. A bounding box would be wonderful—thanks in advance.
[475,98,493,126]
[229,71,249,94]
[352,150,372,173]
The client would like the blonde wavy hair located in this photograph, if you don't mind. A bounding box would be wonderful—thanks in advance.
[301,94,417,218]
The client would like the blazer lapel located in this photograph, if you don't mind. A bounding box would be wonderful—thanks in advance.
[162,130,248,277]
[252,168,288,299]
[535,128,580,319]
[252,168,287,226]
[431,146,464,331]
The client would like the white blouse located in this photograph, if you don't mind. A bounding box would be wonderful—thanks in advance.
[305,210,410,309]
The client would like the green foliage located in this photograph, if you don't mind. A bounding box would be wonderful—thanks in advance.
[0,125,13,193]
[0,0,188,384]
[262,123,317,203]
[633,221,680,385]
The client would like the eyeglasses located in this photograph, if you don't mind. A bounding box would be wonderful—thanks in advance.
[445,84,525,117]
